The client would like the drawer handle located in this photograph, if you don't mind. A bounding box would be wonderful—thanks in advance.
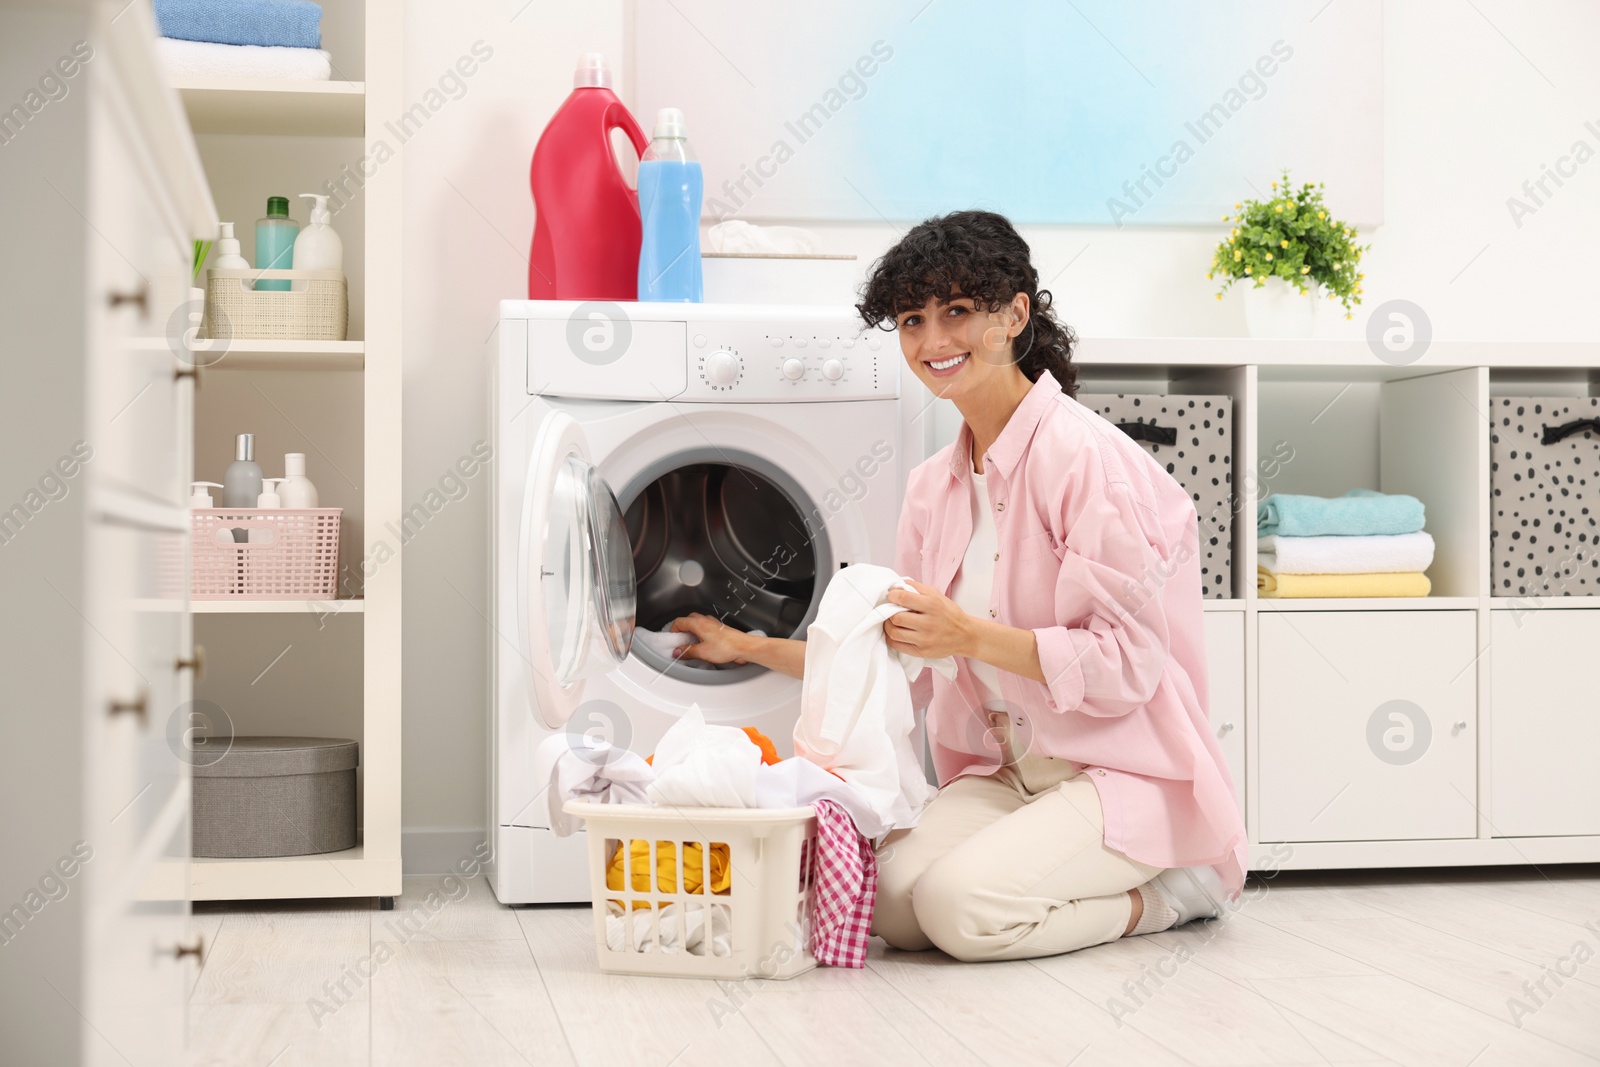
[107,692,148,723]
[172,935,205,962]
[1452,720,1468,734]
[108,284,149,316]
[176,645,205,681]
[1218,721,1234,734]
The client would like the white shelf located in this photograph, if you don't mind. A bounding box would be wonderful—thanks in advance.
[173,77,365,136]
[1075,336,1600,369]
[185,845,401,902]
[192,599,364,614]
[1488,596,1600,609]
[208,340,365,371]
[1254,596,1481,610]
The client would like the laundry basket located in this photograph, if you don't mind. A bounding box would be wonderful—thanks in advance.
[563,800,819,980]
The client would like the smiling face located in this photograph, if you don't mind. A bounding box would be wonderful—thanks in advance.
[895,289,1031,401]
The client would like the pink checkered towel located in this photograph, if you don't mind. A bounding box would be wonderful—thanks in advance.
[805,799,877,968]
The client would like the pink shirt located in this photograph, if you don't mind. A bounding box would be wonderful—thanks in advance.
[896,371,1247,898]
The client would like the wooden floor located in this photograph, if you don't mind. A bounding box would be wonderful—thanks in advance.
[184,865,1600,1067]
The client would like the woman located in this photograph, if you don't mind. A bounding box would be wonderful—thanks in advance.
[669,210,1247,963]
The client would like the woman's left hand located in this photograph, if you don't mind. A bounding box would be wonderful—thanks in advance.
[883,579,977,660]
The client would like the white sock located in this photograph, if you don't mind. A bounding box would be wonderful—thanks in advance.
[1129,882,1179,936]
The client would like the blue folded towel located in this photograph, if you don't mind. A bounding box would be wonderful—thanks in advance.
[1258,488,1426,537]
[155,0,322,50]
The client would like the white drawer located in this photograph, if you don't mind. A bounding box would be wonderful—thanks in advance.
[1490,609,1600,836]
[1203,611,1245,815]
[1259,611,1477,842]
[87,66,193,508]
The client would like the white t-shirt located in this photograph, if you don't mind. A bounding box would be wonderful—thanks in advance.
[947,460,1005,709]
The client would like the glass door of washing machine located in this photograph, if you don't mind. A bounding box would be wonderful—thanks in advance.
[521,411,636,729]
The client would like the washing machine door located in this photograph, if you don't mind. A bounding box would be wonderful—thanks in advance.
[519,410,637,729]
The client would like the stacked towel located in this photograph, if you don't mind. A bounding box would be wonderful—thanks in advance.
[1257,489,1433,598]
[154,0,330,82]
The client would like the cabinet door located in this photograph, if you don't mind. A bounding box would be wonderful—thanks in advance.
[1259,611,1477,842]
[1490,610,1600,836]
[1203,611,1245,815]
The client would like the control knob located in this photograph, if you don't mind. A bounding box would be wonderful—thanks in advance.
[704,349,741,386]
[822,358,845,381]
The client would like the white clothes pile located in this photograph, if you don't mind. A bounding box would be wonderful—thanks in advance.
[605,900,732,956]
[530,733,654,836]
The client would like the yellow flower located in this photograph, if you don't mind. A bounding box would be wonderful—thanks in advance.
[1234,250,1242,260]
[1234,202,1241,209]
[1222,214,1230,220]
[1333,261,1341,268]
[1317,211,1326,219]
[1206,272,1213,280]
[1215,292,1223,300]
[1245,266,1253,274]
[1232,228,1239,237]
[1275,204,1284,212]
[1280,239,1289,248]
[1271,180,1278,188]
[1301,265,1311,274]
[1357,272,1365,280]
[1265,253,1274,261]
[1345,312,1353,320]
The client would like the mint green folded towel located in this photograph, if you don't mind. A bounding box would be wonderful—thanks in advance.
[1257,488,1425,537]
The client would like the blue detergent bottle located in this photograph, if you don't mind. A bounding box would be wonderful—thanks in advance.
[254,196,298,291]
[636,108,703,302]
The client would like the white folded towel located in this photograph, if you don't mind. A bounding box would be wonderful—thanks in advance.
[157,37,332,81]
[1258,531,1436,575]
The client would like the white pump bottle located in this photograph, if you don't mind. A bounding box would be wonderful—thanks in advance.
[293,194,343,271]
[214,223,250,269]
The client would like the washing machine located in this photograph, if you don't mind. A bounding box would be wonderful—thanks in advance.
[487,301,905,904]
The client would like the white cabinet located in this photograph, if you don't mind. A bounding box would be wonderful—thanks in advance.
[1258,611,1477,842]
[1203,610,1245,814]
[0,1,215,1062]
[1490,609,1600,837]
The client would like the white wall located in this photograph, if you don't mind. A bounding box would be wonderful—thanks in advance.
[397,0,1600,868]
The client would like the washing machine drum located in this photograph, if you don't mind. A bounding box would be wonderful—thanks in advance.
[624,462,819,641]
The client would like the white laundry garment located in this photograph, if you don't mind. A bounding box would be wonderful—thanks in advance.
[605,900,732,956]
[752,755,891,840]
[531,732,656,837]
[794,564,958,832]
[646,704,764,808]
[632,628,694,654]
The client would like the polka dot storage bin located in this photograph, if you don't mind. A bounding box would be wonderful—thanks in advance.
[1077,393,1235,599]
[191,508,341,599]
[1490,396,1600,596]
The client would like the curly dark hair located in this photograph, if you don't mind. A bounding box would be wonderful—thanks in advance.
[855,210,1079,398]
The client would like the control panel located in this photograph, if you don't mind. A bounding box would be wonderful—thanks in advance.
[687,323,892,400]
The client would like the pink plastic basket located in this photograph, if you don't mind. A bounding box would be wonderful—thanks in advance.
[191,508,342,599]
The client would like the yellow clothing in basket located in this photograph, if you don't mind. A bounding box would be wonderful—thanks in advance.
[605,839,731,909]
[1257,568,1431,598]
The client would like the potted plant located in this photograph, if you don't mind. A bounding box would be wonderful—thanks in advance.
[1210,171,1368,338]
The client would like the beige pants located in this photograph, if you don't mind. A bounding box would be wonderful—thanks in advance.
[873,752,1164,962]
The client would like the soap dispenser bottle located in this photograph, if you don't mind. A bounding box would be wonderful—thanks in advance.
[190,481,224,508]
[293,194,343,272]
[213,223,250,269]
[250,480,282,542]
[279,453,319,507]
[636,107,704,302]
[254,196,298,291]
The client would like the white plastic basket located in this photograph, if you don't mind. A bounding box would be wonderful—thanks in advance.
[191,508,341,599]
[563,800,819,980]
[204,268,348,341]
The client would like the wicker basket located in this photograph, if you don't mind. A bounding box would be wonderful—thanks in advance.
[204,268,348,341]
[192,508,341,599]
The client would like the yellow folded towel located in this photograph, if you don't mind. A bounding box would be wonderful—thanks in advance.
[1257,568,1432,598]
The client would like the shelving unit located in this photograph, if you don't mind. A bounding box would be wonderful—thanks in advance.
[1070,337,1600,871]
[166,1,402,903]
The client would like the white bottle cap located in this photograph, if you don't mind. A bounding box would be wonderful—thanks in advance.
[257,479,282,508]
[284,452,307,477]
[190,481,223,508]
[653,107,687,139]
[574,52,611,89]
[217,222,240,257]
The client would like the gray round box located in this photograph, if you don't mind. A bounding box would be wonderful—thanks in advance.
[193,736,358,858]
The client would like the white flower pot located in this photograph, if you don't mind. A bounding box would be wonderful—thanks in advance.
[1242,277,1318,338]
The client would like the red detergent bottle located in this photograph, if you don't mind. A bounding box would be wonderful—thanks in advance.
[528,53,650,300]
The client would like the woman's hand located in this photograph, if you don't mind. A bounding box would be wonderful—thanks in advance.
[883,580,977,660]
[668,613,753,665]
